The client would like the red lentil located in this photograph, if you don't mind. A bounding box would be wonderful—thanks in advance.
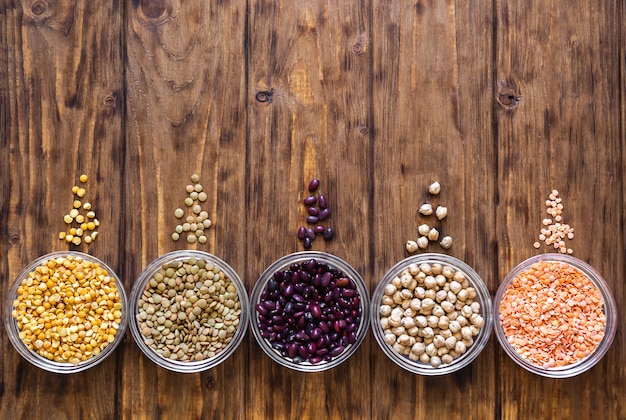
[499,260,606,369]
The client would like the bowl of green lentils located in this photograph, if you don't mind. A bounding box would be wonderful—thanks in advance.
[130,250,249,373]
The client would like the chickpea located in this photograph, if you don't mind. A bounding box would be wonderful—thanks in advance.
[384,283,397,296]
[449,320,461,334]
[416,316,428,328]
[414,287,426,299]
[431,305,445,318]
[418,224,430,236]
[411,342,426,356]
[380,317,390,329]
[402,317,416,329]
[433,335,446,348]
[427,316,439,328]
[400,273,413,289]
[410,298,422,312]
[441,354,454,365]
[379,305,392,317]
[430,356,442,368]
[384,333,396,345]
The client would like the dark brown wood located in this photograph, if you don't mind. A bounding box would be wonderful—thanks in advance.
[495,1,624,419]
[1,0,624,419]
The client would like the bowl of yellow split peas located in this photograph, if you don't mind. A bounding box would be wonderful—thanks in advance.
[5,251,128,373]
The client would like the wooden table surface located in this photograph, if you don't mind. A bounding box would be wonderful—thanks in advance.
[1,1,624,419]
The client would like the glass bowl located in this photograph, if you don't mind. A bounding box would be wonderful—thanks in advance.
[129,250,249,373]
[249,251,370,372]
[371,253,493,375]
[494,254,617,378]
[5,251,128,374]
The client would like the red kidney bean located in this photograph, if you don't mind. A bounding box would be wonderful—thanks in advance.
[297,226,306,240]
[310,304,322,318]
[335,277,350,287]
[323,227,334,240]
[303,236,313,249]
[306,215,319,224]
[318,208,331,221]
[318,194,328,209]
[305,228,316,240]
[303,195,317,205]
[307,207,319,216]
[330,345,345,357]
[308,178,320,192]
[309,356,323,364]
[313,225,326,234]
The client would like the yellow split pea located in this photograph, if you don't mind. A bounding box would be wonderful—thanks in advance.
[11,255,122,365]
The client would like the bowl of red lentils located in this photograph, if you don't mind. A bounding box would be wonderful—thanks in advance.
[250,251,370,372]
[129,250,249,373]
[5,251,128,373]
[494,254,617,378]
[371,253,493,375]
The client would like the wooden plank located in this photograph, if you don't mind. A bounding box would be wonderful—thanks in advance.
[123,0,247,418]
[0,1,124,418]
[247,1,371,418]
[371,1,497,418]
[495,0,624,418]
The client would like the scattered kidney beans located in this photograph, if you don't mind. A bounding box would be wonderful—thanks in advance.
[308,178,320,192]
[255,258,362,364]
[298,179,334,249]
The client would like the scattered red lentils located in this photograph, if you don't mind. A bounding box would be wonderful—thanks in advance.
[499,260,606,369]
[534,190,574,254]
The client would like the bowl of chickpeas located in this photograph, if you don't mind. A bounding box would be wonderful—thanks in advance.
[371,253,492,375]
[4,251,128,373]
[494,254,617,378]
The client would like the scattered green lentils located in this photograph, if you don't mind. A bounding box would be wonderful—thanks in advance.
[136,257,241,362]
[172,174,212,244]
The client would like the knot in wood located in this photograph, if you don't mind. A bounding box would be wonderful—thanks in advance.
[139,0,167,19]
[255,90,273,103]
[31,0,47,16]
[497,88,521,109]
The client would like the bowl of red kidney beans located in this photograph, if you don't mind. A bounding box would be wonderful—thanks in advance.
[250,252,370,372]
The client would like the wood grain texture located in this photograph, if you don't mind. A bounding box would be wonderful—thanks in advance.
[0,0,624,419]
[495,1,624,419]
[247,1,371,418]
[371,1,496,419]
[123,0,247,418]
[1,1,125,418]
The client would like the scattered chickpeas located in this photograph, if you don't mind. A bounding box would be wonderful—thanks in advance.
[406,181,453,253]
[11,255,122,365]
[428,182,441,195]
[418,224,430,237]
[419,203,433,216]
[379,263,484,368]
[435,206,447,220]
[440,236,453,249]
